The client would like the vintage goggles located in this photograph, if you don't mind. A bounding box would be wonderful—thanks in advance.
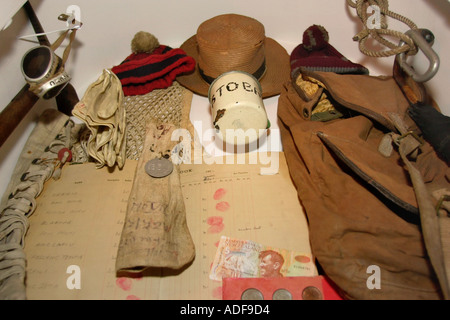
[20,12,80,100]
[21,45,71,99]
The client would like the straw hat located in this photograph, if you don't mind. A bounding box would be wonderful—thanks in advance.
[177,14,290,98]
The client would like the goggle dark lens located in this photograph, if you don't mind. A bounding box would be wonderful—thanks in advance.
[22,47,52,80]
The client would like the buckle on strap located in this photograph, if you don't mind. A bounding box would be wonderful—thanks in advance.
[394,130,424,146]
[392,131,423,160]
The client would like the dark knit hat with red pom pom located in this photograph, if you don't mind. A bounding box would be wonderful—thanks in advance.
[290,25,369,77]
[111,31,196,96]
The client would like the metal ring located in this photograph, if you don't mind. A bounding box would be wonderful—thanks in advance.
[21,46,61,83]
[37,71,71,99]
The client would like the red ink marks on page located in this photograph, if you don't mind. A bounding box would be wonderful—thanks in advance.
[126,295,141,300]
[208,224,224,233]
[207,216,223,225]
[207,216,225,233]
[213,188,227,200]
[215,201,230,212]
[116,277,132,291]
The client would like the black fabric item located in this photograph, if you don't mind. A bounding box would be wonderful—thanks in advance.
[408,103,450,164]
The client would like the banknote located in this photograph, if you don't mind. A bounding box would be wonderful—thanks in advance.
[209,236,317,281]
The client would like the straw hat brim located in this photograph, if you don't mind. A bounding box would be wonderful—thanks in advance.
[177,35,290,98]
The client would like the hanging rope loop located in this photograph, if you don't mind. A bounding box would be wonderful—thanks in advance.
[347,0,419,57]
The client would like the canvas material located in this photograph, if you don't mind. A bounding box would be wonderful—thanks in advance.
[277,70,449,300]
[115,81,196,273]
[0,109,74,299]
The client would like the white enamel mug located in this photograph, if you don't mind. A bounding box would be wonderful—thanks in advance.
[208,71,269,146]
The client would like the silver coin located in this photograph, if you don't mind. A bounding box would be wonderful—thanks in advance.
[241,288,264,300]
[272,288,293,300]
[145,158,173,178]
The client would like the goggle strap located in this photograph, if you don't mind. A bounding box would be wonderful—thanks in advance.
[50,28,77,66]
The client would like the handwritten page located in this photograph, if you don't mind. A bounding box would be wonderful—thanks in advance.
[173,152,314,299]
[24,152,313,300]
[24,161,137,300]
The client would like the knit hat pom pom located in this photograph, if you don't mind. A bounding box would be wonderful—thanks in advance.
[302,25,329,51]
[131,31,160,54]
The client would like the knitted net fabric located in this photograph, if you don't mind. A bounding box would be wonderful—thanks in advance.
[123,81,189,160]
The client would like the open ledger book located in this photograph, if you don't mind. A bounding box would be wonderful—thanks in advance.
[24,152,315,299]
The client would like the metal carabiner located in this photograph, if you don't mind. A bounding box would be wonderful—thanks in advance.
[396,29,440,83]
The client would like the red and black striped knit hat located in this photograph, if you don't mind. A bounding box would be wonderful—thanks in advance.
[290,25,369,77]
[111,32,196,96]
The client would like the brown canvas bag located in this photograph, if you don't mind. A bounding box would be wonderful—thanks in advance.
[277,66,450,300]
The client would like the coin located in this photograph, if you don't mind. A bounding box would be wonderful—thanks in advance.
[302,286,323,300]
[241,288,264,300]
[145,158,173,178]
[272,288,293,300]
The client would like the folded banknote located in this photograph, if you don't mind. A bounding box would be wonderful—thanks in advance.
[210,236,317,281]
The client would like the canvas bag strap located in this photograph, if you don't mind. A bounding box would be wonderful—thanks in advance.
[390,58,450,299]
[390,115,450,300]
